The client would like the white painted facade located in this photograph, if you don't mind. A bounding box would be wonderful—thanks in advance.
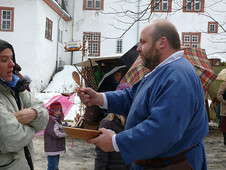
[0,0,225,92]
[72,0,140,64]
[0,0,73,92]
[72,0,226,64]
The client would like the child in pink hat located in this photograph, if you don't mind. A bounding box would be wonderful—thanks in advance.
[44,101,67,170]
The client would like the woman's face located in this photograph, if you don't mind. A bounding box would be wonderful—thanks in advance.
[0,48,15,82]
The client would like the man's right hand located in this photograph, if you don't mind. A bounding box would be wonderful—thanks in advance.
[76,87,104,107]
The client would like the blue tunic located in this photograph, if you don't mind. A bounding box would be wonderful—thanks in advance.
[105,56,208,169]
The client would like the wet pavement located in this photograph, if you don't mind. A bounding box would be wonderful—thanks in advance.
[204,125,226,170]
[33,124,226,170]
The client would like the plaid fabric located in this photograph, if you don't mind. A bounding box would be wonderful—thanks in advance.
[121,48,216,93]
[183,48,217,93]
[121,56,150,86]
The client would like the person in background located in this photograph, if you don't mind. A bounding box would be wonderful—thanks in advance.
[216,100,222,128]
[98,70,122,92]
[217,80,226,145]
[0,39,49,170]
[23,75,32,91]
[113,70,122,83]
[95,83,131,170]
[44,101,67,170]
[77,20,209,170]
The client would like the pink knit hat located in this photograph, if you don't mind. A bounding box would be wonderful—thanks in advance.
[48,101,62,115]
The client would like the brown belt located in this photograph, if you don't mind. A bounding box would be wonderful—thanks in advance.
[134,144,198,168]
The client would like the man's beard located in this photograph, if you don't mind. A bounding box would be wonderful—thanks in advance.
[142,47,161,70]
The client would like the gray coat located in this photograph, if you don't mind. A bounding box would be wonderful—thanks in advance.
[0,82,49,170]
[217,80,226,117]
[44,116,66,155]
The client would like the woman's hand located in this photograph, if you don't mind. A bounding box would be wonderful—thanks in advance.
[14,108,37,124]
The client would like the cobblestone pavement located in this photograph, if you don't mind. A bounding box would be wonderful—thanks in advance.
[204,125,226,170]
[33,125,225,170]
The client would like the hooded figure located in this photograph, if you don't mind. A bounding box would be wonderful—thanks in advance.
[0,39,49,170]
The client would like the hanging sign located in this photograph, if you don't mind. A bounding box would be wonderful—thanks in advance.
[64,41,82,51]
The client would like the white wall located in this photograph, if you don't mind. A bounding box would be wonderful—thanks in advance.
[146,0,226,57]
[72,0,226,64]
[0,0,225,91]
[0,0,73,92]
[72,0,140,64]
[0,0,39,88]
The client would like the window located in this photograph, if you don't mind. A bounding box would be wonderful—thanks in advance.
[45,18,53,41]
[55,0,62,6]
[208,22,218,33]
[183,0,204,12]
[0,7,14,31]
[182,32,201,48]
[151,0,172,12]
[95,0,101,9]
[116,39,123,53]
[83,32,101,56]
[86,0,93,9]
[64,0,68,6]
[58,29,63,43]
[83,0,104,10]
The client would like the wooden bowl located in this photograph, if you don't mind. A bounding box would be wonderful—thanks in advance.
[62,126,101,139]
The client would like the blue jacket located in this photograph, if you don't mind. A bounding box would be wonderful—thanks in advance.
[105,56,208,169]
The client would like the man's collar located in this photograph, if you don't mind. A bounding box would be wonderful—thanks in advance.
[145,50,184,77]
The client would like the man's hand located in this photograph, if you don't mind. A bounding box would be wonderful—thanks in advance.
[14,108,37,124]
[86,128,115,152]
[76,87,104,107]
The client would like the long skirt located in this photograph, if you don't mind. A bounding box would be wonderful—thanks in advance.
[220,116,226,132]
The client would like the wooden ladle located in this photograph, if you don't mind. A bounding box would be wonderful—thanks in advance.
[72,71,91,106]
[60,71,81,96]
[72,71,81,87]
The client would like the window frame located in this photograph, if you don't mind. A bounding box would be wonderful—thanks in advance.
[182,32,201,48]
[116,39,123,53]
[151,0,172,12]
[45,17,53,41]
[0,7,14,32]
[83,32,101,56]
[183,0,204,12]
[83,0,104,10]
[208,22,218,33]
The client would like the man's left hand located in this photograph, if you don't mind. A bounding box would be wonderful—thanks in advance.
[86,128,115,152]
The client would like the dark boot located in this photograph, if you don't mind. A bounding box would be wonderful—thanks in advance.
[223,132,226,145]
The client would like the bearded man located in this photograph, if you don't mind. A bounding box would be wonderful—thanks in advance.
[77,20,208,170]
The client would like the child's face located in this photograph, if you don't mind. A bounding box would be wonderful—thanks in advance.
[52,108,62,117]
[113,72,122,82]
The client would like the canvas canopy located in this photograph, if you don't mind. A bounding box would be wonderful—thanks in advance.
[74,54,122,67]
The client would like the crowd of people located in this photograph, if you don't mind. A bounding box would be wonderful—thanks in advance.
[0,19,225,170]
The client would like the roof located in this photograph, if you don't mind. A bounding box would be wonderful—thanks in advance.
[74,53,123,67]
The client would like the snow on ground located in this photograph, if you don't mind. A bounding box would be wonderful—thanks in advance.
[208,54,226,63]
[44,65,77,93]
[33,65,83,120]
